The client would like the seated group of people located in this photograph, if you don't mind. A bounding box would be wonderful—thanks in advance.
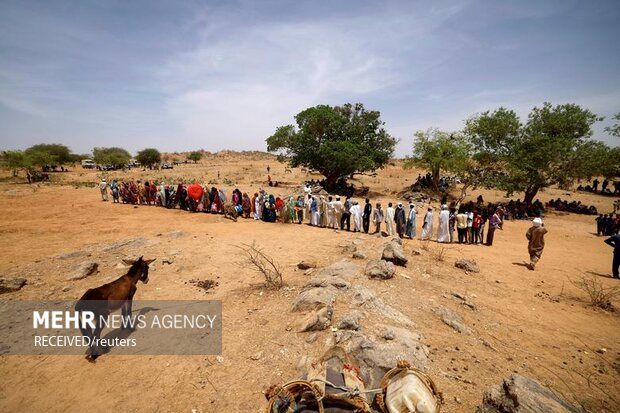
[412,172,456,193]
[546,198,598,215]
[577,178,619,196]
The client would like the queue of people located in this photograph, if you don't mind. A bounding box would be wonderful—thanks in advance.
[577,178,619,196]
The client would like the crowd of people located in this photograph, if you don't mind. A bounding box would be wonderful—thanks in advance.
[546,198,598,215]
[596,214,620,237]
[577,178,619,196]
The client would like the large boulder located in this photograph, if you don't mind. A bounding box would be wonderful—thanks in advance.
[455,258,480,273]
[433,307,472,334]
[352,286,413,327]
[337,310,363,331]
[314,260,359,280]
[477,375,582,413]
[0,277,27,294]
[292,287,336,312]
[297,260,317,270]
[334,326,429,388]
[68,262,99,281]
[381,240,408,267]
[365,260,395,280]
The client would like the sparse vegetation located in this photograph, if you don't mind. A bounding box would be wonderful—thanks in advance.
[237,241,283,289]
[572,275,620,310]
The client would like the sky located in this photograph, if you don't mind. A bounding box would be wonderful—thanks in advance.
[1,0,619,157]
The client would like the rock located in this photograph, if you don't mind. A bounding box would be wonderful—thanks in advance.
[303,274,350,291]
[455,258,480,273]
[61,285,72,292]
[352,286,413,327]
[0,277,27,294]
[167,230,187,238]
[56,250,89,260]
[434,307,472,334]
[68,262,99,281]
[101,237,149,252]
[365,260,396,280]
[292,287,336,312]
[298,307,333,332]
[410,248,422,256]
[380,231,389,237]
[340,242,358,253]
[390,237,403,245]
[352,251,367,260]
[297,260,317,270]
[337,311,362,331]
[381,240,408,267]
[314,260,359,280]
[250,351,263,361]
[335,325,429,388]
[477,375,582,413]
[162,257,174,265]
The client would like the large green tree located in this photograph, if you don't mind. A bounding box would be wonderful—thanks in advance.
[266,103,396,189]
[464,103,606,205]
[136,148,161,169]
[404,129,471,191]
[187,151,203,163]
[93,147,132,168]
[24,143,73,165]
[604,112,620,138]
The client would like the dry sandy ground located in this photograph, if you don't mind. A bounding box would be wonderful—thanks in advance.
[0,154,619,412]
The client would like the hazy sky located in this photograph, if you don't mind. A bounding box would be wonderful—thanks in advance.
[1,0,619,156]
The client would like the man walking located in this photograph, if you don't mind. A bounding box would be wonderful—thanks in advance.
[99,178,108,201]
[485,209,502,246]
[526,218,547,270]
[385,202,396,236]
[340,196,351,231]
[395,202,406,238]
[363,198,372,233]
[604,232,620,279]
[373,203,384,234]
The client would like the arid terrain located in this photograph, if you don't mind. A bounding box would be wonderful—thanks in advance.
[0,152,618,412]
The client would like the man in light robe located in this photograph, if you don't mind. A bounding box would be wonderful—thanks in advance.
[350,201,363,232]
[99,179,108,201]
[306,194,313,224]
[405,203,417,238]
[385,202,396,236]
[319,196,328,227]
[333,197,343,228]
[421,207,434,240]
[437,204,450,243]
[526,218,547,270]
[373,203,384,234]
[395,202,406,238]
[327,196,335,228]
[311,196,320,226]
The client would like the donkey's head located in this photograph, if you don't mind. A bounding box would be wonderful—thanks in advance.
[123,256,156,284]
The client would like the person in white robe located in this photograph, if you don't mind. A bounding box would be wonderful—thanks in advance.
[327,196,335,228]
[333,196,343,227]
[437,204,450,243]
[350,201,363,232]
[421,207,434,240]
[405,203,417,238]
[385,202,396,236]
[254,194,262,220]
[311,196,320,226]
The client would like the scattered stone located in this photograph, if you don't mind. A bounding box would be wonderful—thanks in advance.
[434,307,472,334]
[410,248,422,256]
[381,240,408,266]
[188,279,218,292]
[337,311,362,331]
[596,348,607,354]
[292,287,336,312]
[352,251,367,259]
[306,333,318,343]
[298,307,332,332]
[380,231,389,237]
[340,242,358,253]
[250,351,263,361]
[477,375,582,413]
[61,285,72,292]
[167,230,187,238]
[297,260,317,270]
[365,260,396,280]
[0,277,27,294]
[455,259,480,273]
[68,262,99,281]
[162,257,174,265]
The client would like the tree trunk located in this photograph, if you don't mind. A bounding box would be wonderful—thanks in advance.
[523,186,539,207]
[432,165,440,191]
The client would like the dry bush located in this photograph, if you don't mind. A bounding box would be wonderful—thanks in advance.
[572,276,620,311]
[236,241,283,289]
[432,246,447,262]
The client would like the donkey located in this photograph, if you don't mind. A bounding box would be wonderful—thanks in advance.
[75,256,155,361]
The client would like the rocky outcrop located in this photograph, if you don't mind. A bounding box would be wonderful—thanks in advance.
[365,260,395,280]
[0,277,27,294]
[477,375,581,413]
[455,258,480,273]
[382,239,408,267]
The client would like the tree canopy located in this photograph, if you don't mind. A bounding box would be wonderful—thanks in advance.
[136,148,161,169]
[93,147,131,168]
[187,151,203,163]
[604,112,620,138]
[266,103,396,189]
[24,143,73,165]
[463,103,606,204]
[404,129,471,190]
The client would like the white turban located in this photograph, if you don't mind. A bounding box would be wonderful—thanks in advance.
[532,218,542,227]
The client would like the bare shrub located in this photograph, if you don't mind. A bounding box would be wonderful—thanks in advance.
[572,276,620,311]
[237,241,283,289]
[432,246,446,262]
